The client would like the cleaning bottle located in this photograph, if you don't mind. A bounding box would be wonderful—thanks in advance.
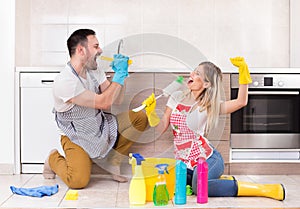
[197,157,208,204]
[128,153,146,205]
[132,76,184,112]
[174,160,187,205]
[162,76,184,96]
[153,164,170,206]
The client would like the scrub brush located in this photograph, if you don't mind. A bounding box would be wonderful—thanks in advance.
[100,56,133,65]
[132,76,184,112]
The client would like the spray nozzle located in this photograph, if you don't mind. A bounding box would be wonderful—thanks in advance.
[129,153,145,165]
[155,163,169,174]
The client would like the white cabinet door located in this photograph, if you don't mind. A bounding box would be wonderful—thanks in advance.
[20,73,62,172]
[291,0,300,67]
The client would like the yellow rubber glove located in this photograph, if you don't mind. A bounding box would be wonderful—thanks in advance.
[142,93,160,127]
[230,56,252,84]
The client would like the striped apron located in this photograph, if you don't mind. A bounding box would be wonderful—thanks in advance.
[54,64,118,159]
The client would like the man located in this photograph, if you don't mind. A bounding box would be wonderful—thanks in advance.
[43,29,148,189]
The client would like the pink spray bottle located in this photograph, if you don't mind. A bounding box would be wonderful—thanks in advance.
[197,157,208,204]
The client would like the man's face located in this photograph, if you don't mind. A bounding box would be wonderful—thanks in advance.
[83,35,102,70]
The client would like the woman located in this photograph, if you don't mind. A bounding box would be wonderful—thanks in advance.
[142,57,285,201]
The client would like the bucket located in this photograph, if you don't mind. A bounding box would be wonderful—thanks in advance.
[131,158,176,202]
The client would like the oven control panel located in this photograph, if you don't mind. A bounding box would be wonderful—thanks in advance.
[231,74,300,89]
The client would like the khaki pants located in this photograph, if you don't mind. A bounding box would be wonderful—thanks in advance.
[49,111,148,189]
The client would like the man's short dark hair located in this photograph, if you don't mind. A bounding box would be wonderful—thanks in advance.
[67,29,96,57]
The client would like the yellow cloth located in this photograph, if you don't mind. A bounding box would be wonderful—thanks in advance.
[230,56,252,84]
[142,93,160,127]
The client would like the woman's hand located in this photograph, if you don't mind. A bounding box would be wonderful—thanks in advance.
[142,93,160,127]
[230,56,252,85]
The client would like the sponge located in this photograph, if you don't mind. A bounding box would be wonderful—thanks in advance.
[65,189,78,200]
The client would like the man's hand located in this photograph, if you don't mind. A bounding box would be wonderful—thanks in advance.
[111,54,129,74]
[111,54,129,85]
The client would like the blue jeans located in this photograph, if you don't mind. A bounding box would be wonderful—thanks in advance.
[191,149,238,197]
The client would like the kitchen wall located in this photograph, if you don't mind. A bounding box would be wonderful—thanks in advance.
[16,0,290,69]
[0,0,15,174]
[0,0,296,173]
[290,0,300,67]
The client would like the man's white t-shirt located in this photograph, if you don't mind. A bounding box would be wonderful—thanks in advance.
[52,64,118,158]
[53,64,107,112]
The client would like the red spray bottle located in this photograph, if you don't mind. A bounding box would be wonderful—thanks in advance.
[197,157,208,204]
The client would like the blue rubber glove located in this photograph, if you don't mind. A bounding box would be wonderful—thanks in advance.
[111,54,129,85]
[111,54,129,73]
[10,184,59,198]
[112,70,128,85]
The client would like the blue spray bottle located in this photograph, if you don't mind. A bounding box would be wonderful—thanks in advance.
[153,163,170,206]
[174,160,187,205]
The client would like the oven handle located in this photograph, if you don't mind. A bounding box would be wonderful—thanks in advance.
[248,91,299,95]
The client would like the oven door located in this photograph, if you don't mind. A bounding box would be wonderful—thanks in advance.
[231,89,300,148]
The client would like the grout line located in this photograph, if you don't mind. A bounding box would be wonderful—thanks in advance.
[115,181,120,207]
[57,189,67,207]
[0,174,35,207]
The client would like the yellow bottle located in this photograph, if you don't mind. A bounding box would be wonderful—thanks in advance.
[129,153,146,205]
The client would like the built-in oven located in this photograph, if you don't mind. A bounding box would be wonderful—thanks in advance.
[230,74,300,161]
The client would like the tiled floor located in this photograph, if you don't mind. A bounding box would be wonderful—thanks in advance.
[0,174,299,208]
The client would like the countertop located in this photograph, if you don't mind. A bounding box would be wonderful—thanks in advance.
[16,66,300,74]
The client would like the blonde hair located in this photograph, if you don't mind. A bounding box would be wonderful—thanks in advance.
[196,62,223,134]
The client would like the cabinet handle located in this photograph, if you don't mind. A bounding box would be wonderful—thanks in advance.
[41,80,54,85]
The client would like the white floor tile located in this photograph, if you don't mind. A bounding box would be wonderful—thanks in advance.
[0,174,34,205]
[59,190,118,208]
[0,174,299,208]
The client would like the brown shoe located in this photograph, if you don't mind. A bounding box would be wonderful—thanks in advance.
[43,149,57,179]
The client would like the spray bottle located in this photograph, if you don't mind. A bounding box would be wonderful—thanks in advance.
[162,76,184,96]
[174,160,187,205]
[128,153,146,205]
[132,76,184,112]
[153,164,170,206]
[197,157,208,204]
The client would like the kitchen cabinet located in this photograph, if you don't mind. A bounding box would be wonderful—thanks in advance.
[18,71,232,175]
[105,72,231,174]
[213,73,231,173]
[291,0,300,67]
[18,71,299,175]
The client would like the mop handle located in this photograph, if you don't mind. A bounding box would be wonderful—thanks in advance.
[132,94,163,112]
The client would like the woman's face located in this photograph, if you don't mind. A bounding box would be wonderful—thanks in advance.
[187,65,209,93]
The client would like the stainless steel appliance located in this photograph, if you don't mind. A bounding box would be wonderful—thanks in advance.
[230,74,300,161]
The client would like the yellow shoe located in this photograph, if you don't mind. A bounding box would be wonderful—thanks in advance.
[237,181,285,201]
